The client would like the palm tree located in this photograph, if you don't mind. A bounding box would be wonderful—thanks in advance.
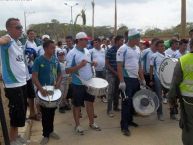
[74,9,86,30]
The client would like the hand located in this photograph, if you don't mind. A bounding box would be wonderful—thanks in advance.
[79,60,87,68]
[119,81,126,92]
[140,80,146,89]
[40,88,49,97]
[92,61,98,67]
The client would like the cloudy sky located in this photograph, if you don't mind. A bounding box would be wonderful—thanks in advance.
[0,0,193,30]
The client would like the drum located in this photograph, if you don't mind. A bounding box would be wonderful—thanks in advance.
[133,89,159,116]
[37,86,62,108]
[83,78,109,96]
[159,58,178,89]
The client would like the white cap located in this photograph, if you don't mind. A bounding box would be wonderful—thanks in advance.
[42,34,50,40]
[75,32,89,40]
[128,28,140,40]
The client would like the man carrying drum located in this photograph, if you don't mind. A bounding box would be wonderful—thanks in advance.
[117,29,146,136]
[66,32,101,135]
[32,40,62,145]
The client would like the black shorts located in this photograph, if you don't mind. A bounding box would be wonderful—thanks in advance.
[4,85,27,127]
[72,84,95,107]
[26,79,36,99]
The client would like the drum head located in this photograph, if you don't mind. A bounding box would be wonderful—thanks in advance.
[38,86,61,101]
[159,58,178,89]
[133,89,159,116]
[84,78,108,89]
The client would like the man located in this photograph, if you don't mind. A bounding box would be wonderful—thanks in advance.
[168,38,193,145]
[24,29,40,121]
[141,38,159,87]
[32,40,62,145]
[37,34,50,56]
[64,35,74,53]
[89,38,107,103]
[106,35,124,117]
[0,18,28,145]
[172,39,188,59]
[117,29,145,136]
[165,39,179,57]
[149,40,166,121]
[66,32,101,135]
[55,41,67,58]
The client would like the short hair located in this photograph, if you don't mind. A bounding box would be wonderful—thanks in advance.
[170,39,179,46]
[189,38,193,49]
[65,36,73,40]
[114,35,124,43]
[27,29,34,35]
[93,37,101,42]
[57,41,63,46]
[155,40,164,47]
[6,18,19,29]
[43,40,54,49]
[179,39,188,45]
[151,38,159,45]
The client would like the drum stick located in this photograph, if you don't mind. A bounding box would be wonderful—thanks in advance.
[45,85,51,103]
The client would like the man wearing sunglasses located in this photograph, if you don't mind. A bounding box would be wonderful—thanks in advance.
[0,18,28,145]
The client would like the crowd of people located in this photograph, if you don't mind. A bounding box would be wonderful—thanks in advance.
[0,17,193,145]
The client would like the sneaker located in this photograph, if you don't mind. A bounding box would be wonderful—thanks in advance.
[49,132,60,140]
[40,137,49,145]
[10,140,22,145]
[75,126,84,135]
[158,114,164,121]
[107,111,114,118]
[121,129,131,136]
[163,98,168,104]
[89,123,101,131]
[59,107,66,113]
[16,135,27,144]
[102,97,108,103]
[130,122,139,127]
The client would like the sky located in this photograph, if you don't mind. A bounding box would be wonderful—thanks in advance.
[0,0,193,31]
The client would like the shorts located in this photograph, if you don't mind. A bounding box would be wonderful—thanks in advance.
[26,79,36,99]
[71,84,95,107]
[4,85,27,127]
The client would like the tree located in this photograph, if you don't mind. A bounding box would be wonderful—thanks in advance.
[74,9,86,30]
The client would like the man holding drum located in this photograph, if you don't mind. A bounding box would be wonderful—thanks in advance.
[117,29,146,136]
[32,40,62,145]
[66,32,101,135]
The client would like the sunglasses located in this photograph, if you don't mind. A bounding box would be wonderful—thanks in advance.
[15,25,23,30]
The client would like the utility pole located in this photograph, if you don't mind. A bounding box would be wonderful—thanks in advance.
[181,0,186,38]
[91,0,95,39]
[114,0,117,36]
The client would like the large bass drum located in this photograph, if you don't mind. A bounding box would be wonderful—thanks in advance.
[133,89,159,116]
[159,58,178,89]
[37,86,62,108]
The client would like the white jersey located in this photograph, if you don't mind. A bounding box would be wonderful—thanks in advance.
[0,34,27,88]
[66,47,93,85]
[165,48,176,57]
[89,48,105,71]
[117,44,141,78]
[171,50,186,59]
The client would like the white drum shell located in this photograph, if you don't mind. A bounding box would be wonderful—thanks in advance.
[37,86,62,108]
[159,58,178,89]
[83,78,109,96]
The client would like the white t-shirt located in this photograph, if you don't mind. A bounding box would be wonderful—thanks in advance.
[171,50,186,59]
[0,34,27,88]
[141,48,155,74]
[37,45,44,56]
[89,48,105,71]
[66,47,93,85]
[55,47,67,58]
[165,48,176,57]
[150,52,166,78]
[117,44,141,78]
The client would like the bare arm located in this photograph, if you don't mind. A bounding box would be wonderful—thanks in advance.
[138,63,145,81]
[0,36,10,45]
[32,72,44,91]
[106,58,117,76]
[117,62,124,82]
[66,60,87,74]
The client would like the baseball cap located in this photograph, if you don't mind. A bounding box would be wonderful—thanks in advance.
[42,34,50,40]
[75,32,89,40]
[128,28,140,40]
